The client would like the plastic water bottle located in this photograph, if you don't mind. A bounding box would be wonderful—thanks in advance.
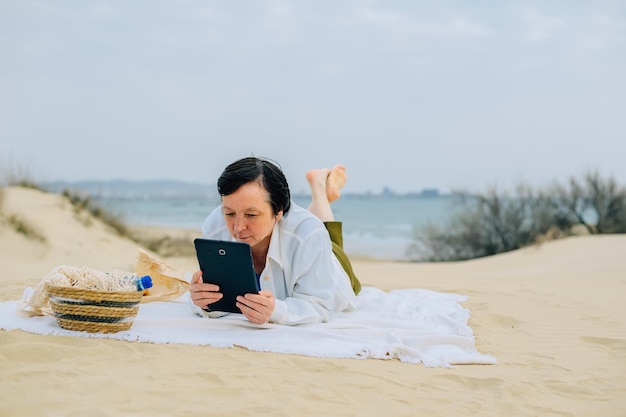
[121,274,153,292]
[134,275,153,291]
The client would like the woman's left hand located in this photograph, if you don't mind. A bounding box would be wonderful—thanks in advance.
[236,290,275,324]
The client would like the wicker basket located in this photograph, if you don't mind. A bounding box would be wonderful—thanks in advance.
[45,283,143,333]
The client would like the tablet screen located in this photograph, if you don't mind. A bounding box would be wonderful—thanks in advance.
[194,238,260,314]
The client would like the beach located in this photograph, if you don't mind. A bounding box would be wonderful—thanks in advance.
[1,186,625,417]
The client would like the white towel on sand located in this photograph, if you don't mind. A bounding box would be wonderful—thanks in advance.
[0,286,496,367]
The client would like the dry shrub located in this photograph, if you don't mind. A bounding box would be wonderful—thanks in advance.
[412,171,625,262]
[62,189,129,236]
[552,171,626,234]
[7,214,47,243]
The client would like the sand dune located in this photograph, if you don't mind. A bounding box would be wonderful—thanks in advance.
[1,186,625,417]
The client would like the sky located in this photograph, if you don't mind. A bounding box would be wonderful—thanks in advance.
[1,1,625,194]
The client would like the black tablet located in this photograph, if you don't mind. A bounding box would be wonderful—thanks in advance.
[193,238,260,314]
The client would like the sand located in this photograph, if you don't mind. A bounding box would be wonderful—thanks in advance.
[1,186,625,417]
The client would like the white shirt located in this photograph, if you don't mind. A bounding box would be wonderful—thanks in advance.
[193,201,356,325]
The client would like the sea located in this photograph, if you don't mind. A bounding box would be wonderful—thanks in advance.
[93,193,461,261]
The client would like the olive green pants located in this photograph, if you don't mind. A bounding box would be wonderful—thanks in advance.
[324,222,361,295]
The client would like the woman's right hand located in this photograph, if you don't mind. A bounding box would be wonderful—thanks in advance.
[189,270,223,309]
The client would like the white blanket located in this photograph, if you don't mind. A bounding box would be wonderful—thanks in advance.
[0,286,496,367]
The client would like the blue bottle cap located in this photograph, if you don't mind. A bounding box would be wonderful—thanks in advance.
[138,275,153,290]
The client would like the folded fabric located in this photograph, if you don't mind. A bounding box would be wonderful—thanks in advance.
[0,286,496,368]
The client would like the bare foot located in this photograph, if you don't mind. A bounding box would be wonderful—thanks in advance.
[306,168,330,194]
[306,165,347,202]
[326,165,346,202]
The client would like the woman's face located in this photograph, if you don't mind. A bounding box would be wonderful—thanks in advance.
[221,181,283,250]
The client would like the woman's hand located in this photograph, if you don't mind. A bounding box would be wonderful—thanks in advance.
[236,290,275,324]
[189,270,223,309]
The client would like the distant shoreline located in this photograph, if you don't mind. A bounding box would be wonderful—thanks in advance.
[41,180,456,200]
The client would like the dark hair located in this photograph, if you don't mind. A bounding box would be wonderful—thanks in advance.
[217,157,291,214]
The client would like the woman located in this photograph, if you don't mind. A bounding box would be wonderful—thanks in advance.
[189,157,362,325]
